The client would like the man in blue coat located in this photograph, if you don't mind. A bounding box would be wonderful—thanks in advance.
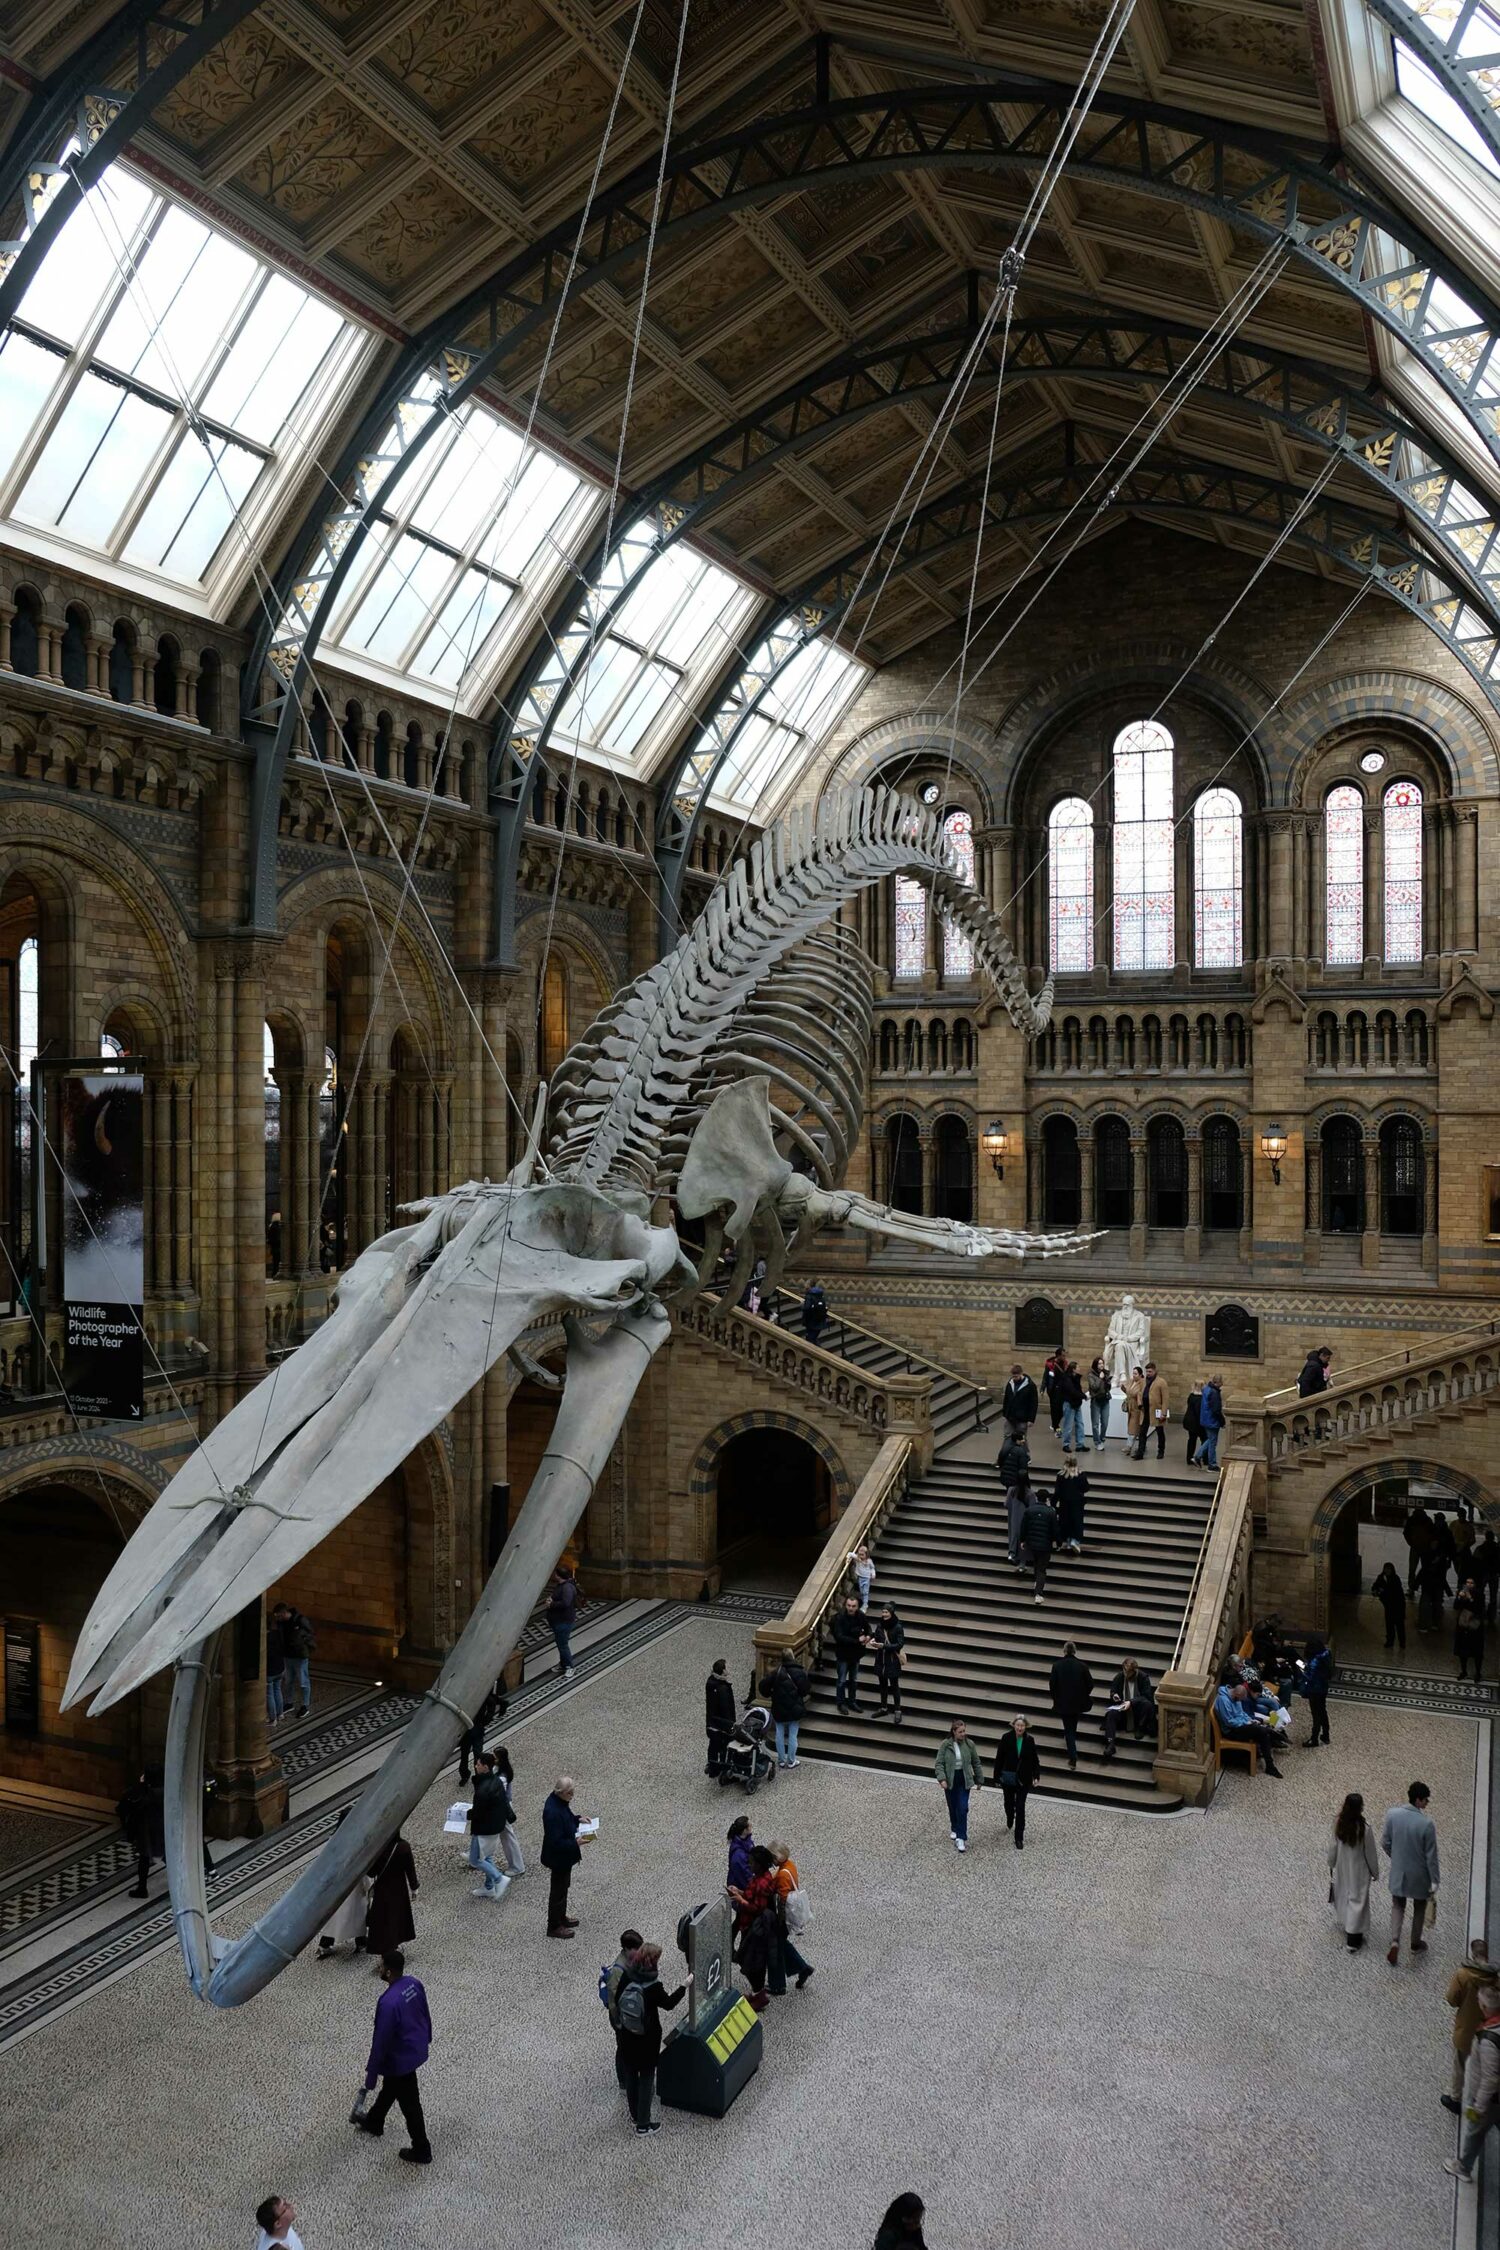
[542,1775,592,1938]
[356,1950,433,2164]
[1195,1375,1224,1470]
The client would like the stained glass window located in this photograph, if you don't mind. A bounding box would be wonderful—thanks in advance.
[1383,778,1424,963]
[1193,787,1242,969]
[1048,796,1094,973]
[1112,719,1174,971]
[894,875,926,979]
[941,809,976,978]
[1325,784,1365,965]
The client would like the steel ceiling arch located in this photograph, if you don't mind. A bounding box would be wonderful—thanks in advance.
[237,65,1500,930]
[0,0,263,332]
[646,440,1500,946]
[1364,0,1500,172]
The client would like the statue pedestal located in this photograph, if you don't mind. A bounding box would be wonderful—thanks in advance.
[1104,1390,1132,1441]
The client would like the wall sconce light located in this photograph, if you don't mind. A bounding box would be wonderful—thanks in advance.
[982,1118,1010,1179]
[1260,1121,1287,1186]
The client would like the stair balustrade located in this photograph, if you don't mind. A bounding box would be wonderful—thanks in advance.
[1151,1461,1256,1806]
[675,1293,933,1456]
[752,1437,912,1676]
[1231,1318,1500,1469]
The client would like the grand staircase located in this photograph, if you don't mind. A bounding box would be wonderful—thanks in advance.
[784,1310,1217,1811]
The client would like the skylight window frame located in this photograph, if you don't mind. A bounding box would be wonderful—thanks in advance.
[0,164,371,617]
[712,634,871,821]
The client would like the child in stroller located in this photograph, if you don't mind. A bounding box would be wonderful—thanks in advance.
[719,1704,778,1792]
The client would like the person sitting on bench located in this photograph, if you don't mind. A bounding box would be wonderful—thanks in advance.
[1213,1678,1284,1776]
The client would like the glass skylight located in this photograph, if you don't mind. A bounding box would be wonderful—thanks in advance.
[0,163,366,597]
[548,543,756,766]
[711,635,868,811]
[1393,37,1500,175]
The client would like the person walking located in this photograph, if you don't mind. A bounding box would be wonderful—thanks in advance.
[1404,1506,1434,1596]
[603,1926,644,2098]
[726,1814,755,1893]
[1301,1636,1333,1746]
[1297,1345,1333,1397]
[801,1280,829,1346]
[354,1951,432,2164]
[1196,1375,1224,1471]
[1473,1528,1500,1623]
[848,1542,877,1611]
[998,1427,1031,1569]
[1055,1355,1087,1453]
[1102,1659,1155,1757]
[1125,1366,1146,1455]
[1455,1576,1487,1682]
[1049,1641,1094,1770]
[1445,1984,1500,2186]
[1001,1363,1038,1433]
[541,1776,592,1938]
[1382,1781,1440,1962]
[1372,1562,1408,1652]
[318,1810,371,1956]
[456,1676,508,1786]
[275,1602,316,1717]
[487,1744,525,1875]
[874,2193,928,2250]
[766,1840,815,1993]
[1443,1939,1493,2113]
[870,1603,907,1722]
[992,1713,1041,1849]
[265,1605,287,1727]
[365,1832,419,1960]
[933,1719,982,1852]
[1087,1356,1112,1451]
[832,1594,872,1712]
[466,1751,513,1900]
[118,1766,165,1899]
[769,1651,809,1768]
[254,2193,303,2249]
[1183,1381,1203,1468]
[614,1940,686,2135]
[728,1844,779,2011]
[546,1565,579,1679]
[705,1657,736,1777]
[1019,1486,1059,1604]
[1417,1540,1451,1635]
[1328,1792,1380,1951]
[1131,1363,1169,1461]
[1054,1453,1089,1554]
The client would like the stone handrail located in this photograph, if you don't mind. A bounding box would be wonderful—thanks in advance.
[1262,1318,1500,1408]
[677,1294,932,1457]
[1152,1459,1256,1807]
[752,1436,911,1676]
[1251,1332,1500,1466]
[770,1283,988,1417]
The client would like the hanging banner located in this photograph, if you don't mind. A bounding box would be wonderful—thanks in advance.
[60,1072,144,1420]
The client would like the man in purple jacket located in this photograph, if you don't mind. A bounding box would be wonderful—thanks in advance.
[355,1950,433,2164]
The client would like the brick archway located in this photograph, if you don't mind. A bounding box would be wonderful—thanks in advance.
[1306,1457,1500,1632]
[690,1412,853,1571]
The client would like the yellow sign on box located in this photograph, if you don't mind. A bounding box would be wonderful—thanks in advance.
[705,1997,757,2063]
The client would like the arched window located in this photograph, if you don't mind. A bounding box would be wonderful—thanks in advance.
[1093,1115,1131,1229]
[1112,720,1174,971]
[1193,787,1242,968]
[940,809,976,978]
[1147,1115,1186,1227]
[1383,780,1423,964]
[1380,1115,1425,1235]
[1048,797,1093,973]
[1325,785,1364,966]
[884,1115,923,1213]
[1041,1116,1081,1225]
[541,957,569,1080]
[17,936,38,1076]
[1202,1115,1243,1231]
[893,872,926,980]
[934,1116,973,1221]
[1320,1116,1364,1233]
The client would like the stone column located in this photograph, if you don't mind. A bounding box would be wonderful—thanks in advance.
[1363,804,1383,970]
[920,1127,937,1218]
[1304,1136,1322,1266]
[87,634,110,695]
[1266,816,1293,960]
[1290,816,1308,963]
[1362,1136,1381,1271]
[207,1609,288,1840]
[150,1074,172,1296]
[1184,1131,1202,1261]
[0,601,13,668]
[171,1072,194,1293]
[1078,1130,1095,1231]
[1174,824,1191,970]
[1129,1135,1147,1261]
[354,1079,377,1253]
[1457,806,1479,954]
[372,1070,391,1239]
[1309,809,1326,966]
[234,949,269,1389]
[1436,809,1454,957]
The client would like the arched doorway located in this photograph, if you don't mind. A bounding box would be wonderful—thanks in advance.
[1321,1116,1364,1234]
[1093,1115,1131,1229]
[1041,1116,1080,1225]
[715,1427,832,1595]
[933,1115,973,1222]
[1380,1115,1425,1237]
[1317,1463,1497,1658]
[883,1114,922,1213]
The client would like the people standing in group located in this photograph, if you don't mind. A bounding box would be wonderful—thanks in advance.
[705,1657,736,1777]
[1087,1356,1112,1451]
[1444,1983,1500,2187]
[1443,1938,1493,2113]
[1048,1641,1094,1770]
[274,1602,316,1717]
[541,1775,591,1938]
[603,1926,644,2098]
[613,1940,686,2134]
[1102,1658,1155,1758]
[933,1718,983,1852]
[488,1744,525,1875]
[873,2193,928,2250]
[870,1603,907,1722]
[1195,1375,1224,1471]
[1301,1636,1333,1746]
[265,1605,287,1726]
[1019,1485,1059,1604]
[546,1564,579,1679]
[365,1831,419,1959]
[1183,1381,1202,1468]
[1327,1792,1380,1951]
[848,1542,877,1611]
[801,1280,829,1346]
[726,1814,755,1893]
[832,1593,872,1712]
[1455,1576,1487,1682]
[1371,1561,1408,1652]
[254,2193,304,2249]
[118,1766,165,1899]
[1382,1780,1439,1962]
[1001,1363,1038,1433]
[728,1844,780,2010]
[992,1714,1041,1849]
[1131,1363,1169,1461]
[1297,1344,1334,1397]
[1042,1352,1065,1434]
[466,1751,513,1900]
[1054,1354,1086,1452]
[355,1951,432,2165]
[766,1840,815,1993]
[1054,1452,1088,1554]
[456,1675,508,1786]
[769,1651,809,1768]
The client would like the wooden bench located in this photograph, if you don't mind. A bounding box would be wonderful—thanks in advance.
[1213,1633,1263,1773]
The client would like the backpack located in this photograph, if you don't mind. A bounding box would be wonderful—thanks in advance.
[617,1978,649,2036]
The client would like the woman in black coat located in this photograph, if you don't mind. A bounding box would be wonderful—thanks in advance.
[992,1716,1042,1850]
[869,1604,907,1722]
[1371,1561,1407,1651]
[364,1832,419,1956]
[1053,1456,1089,1554]
[874,2193,927,2249]
[705,1658,736,1775]
[615,1940,686,2135]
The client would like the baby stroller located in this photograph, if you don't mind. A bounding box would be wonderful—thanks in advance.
[719,1705,777,1793]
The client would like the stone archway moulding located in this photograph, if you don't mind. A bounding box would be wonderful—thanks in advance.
[0,1434,169,1532]
[1308,1458,1500,1557]
[688,1410,854,1533]
[815,709,1000,820]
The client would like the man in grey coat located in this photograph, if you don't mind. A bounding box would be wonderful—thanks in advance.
[1381,1780,1440,1963]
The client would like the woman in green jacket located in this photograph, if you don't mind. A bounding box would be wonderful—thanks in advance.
[933,1719,983,1852]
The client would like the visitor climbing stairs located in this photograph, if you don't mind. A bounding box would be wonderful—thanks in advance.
[782,1310,1217,1812]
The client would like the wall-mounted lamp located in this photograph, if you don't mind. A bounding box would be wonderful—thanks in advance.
[982,1118,1010,1180]
[1260,1121,1287,1187]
